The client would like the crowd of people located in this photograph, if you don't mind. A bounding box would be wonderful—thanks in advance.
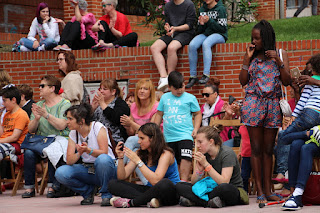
[1,0,320,212]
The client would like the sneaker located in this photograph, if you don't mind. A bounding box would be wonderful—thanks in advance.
[101,197,111,206]
[21,189,35,198]
[199,75,210,84]
[110,197,131,208]
[208,196,225,208]
[46,190,55,198]
[38,44,45,51]
[147,198,160,208]
[60,44,71,51]
[306,125,320,146]
[179,196,195,207]
[20,45,31,52]
[53,45,61,51]
[185,77,199,88]
[157,77,168,91]
[281,195,303,210]
[80,186,97,205]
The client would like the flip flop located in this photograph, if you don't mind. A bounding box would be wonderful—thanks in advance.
[266,193,283,201]
[256,194,267,203]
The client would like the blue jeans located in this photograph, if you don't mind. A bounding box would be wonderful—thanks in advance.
[188,33,225,77]
[19,37,57,51]
[288,139,320,189]
[55,154,116,199]
[124,136,148,185]
[278,108,320,145]
[223,138,234,147]
[241,157,252,193]
[24,149,58,189]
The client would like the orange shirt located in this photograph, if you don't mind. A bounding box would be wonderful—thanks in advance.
[1,108,29,144]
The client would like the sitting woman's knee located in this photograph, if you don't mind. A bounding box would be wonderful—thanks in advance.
[24,149,36,159]
[55,165,71,182]
[95,154,113,166]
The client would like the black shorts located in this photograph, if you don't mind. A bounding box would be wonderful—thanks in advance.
[159,32,194,47]
[168,140,193,163]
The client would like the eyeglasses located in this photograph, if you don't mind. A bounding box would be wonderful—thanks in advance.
[202,93,214,97]
[57,58,65,62]
[102,3,112,8]
[39,84,52,89]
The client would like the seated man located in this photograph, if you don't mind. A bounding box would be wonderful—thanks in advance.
[0,86,29,164]
[17,84,35,118]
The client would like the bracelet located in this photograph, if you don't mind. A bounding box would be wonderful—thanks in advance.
[204,164,213,172]
[242,65,249,71]
[137,160,144,168]
[45,114,49,119]
[88,148,93,155]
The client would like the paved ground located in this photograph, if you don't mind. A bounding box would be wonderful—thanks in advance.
[0,189,319,213]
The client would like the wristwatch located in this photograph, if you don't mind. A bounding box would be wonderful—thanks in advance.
[137,160,144,168]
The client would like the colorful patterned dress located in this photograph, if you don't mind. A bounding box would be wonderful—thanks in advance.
[241,57,282,128]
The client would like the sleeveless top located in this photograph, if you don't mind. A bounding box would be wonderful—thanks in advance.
[246,58,281,99]
[146,159,180,186]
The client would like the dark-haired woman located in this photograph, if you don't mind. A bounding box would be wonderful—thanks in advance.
[57,51,84,105]
[239,20,291,203]
[108,123,180,208]
[176,126,248,208]
[92,79,130,143]
[55,103,116,206]
[22,75,71,198]
[17,2,59,52]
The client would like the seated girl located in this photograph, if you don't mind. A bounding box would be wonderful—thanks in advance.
[176,126,248,208]
[54,0,97,51]
[16,2,60,52]
[55,103,116,206]
[108,123,180,208]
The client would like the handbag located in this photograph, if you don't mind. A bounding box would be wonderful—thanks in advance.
[21,133,56,157]
[302,172,320,205]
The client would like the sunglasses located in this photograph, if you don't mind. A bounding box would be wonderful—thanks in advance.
[39,84,52,89]
[202,93,213,97]
[102,3,112,8]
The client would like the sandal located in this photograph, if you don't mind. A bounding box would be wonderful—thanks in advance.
[256,194,267,203]
[266,193,283,201]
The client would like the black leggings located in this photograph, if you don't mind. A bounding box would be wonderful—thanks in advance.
[98,21,138,47]
[59,21,96,50]
[176,182,240,207]
[108,178,179,207]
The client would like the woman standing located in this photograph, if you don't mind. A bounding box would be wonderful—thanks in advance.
[92,79,130,143]
[22,75,71,198]
[91,0,138,50]
[56,51,84,105]
[176,126,248,208]
[239,20,291,203]
[186,0,228,88]
[16,2,59,52]
[55,103,116,206]
[54,0,97,51]
[108,123,180,208]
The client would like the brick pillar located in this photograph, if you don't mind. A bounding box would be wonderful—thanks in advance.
[63,0,103,22]
[256,0,276,20]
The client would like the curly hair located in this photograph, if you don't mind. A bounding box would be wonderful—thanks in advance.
[307,54,320,75]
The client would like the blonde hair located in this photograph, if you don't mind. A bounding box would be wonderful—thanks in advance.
[100,78,123,99]
[135,78,156,111]
[0,69,12,88]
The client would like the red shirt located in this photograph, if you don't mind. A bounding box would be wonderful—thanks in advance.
[239,125,251,157]
[99,11,132,36]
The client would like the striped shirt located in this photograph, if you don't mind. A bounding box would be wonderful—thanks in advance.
[292,84,320,117]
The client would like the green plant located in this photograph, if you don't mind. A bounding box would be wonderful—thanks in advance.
[225,0,259,23]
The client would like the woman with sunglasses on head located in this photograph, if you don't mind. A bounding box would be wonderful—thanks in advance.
[22,75,71,198]
[92,79,130,143]
[15,2,60,52]
[56,51,84,105]
[201,77,236,146]
[54,0,98,51]
[108,123,180,208]
[55,103,116,206]
[91,0,138,50]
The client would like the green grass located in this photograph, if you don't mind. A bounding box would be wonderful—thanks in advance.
[228,15,320,43]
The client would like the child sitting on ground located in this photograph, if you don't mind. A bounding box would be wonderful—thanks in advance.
[155,71,202,181]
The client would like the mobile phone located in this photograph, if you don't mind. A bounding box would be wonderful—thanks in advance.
[229,95,236,105]
[119,143,124,151]
[290,67,301,78]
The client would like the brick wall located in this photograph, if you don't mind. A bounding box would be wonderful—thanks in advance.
[1,40,320,104]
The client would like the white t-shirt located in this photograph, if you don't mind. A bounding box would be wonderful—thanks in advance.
[69,121,115,163]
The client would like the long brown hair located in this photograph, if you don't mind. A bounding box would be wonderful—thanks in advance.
[57,51,78,75]
[137,123,173,166]
[0,69,12,88]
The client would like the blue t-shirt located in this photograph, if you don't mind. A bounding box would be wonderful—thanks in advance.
[157,92,200,142]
